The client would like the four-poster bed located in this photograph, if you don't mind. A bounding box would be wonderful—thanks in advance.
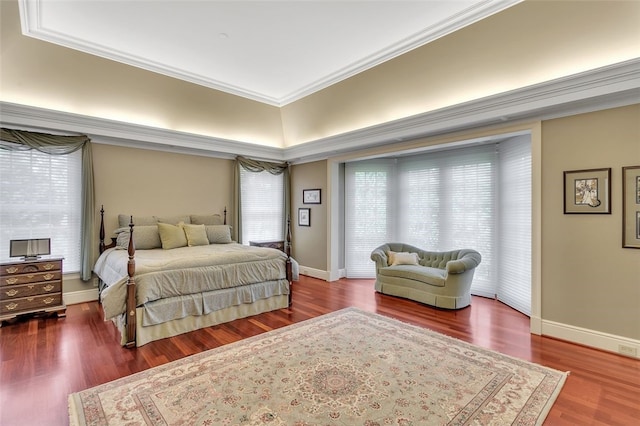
[95,207,294,347]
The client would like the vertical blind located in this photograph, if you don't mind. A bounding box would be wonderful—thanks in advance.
[0,148,82,272]
[239,166,284,245]
[344,138,532,314]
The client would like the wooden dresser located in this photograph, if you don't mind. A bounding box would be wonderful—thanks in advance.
[249,240,285,252]
[0,256,66,324]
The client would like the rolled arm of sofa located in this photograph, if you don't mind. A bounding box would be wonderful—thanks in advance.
[446,250,482,274]
[370,246,390,270]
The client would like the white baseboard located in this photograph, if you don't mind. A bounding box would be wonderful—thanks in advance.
[63,288,99,305]
[298,266,329,281]
[542,319,640,359]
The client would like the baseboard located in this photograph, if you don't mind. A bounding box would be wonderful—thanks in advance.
[63,288,99,305]
[542,319,640,359]
[298,266,330,281]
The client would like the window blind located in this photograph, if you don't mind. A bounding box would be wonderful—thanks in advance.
[0,148,82,272]
[239,166,284,245]
[345,160,396,277]
[497,137,532,315]
[344,139,531,314]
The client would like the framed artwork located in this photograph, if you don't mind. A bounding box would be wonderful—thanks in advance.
[563,168,611,214]
[303,189,321,204]
[622,165,640,249]
[298,208,310,227]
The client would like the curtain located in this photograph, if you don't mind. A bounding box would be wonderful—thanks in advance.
[0,128,95,281]
[232,156,290,244]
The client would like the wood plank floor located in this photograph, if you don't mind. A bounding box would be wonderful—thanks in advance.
[1,276,639,425]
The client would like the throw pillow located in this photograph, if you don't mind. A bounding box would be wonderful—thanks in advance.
[157,222,188,249]
[390,251,420,266]
[183,223,210,247]
[205,225,233,244]
[116,225,162,250]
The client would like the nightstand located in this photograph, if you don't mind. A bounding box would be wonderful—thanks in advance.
[0,256,66,324]
[249,240,285,252]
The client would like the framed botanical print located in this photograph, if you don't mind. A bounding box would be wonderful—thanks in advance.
[298,208,310,227]
[303,189,321,204]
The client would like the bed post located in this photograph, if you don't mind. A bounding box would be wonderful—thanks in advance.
[125,216,137,348]
[285,216,292,307]
[223,206,227,225]
[99,205,106,254]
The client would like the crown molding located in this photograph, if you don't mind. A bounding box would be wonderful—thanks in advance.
[0,102,286,161]
[284,58,640,163]
[1,59,639,163]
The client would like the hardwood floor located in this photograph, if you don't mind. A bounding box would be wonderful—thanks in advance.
[1,275,639,425]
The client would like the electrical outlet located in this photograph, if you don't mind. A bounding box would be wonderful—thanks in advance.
[618,345,638,357]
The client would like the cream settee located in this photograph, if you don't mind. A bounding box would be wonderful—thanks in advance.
[370,243,481,309]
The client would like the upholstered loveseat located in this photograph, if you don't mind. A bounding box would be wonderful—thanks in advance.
[370,243,481,309]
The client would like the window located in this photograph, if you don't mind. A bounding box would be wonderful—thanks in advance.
[344,137,532,314]
[239,166,284,245]
[0,147,82,272]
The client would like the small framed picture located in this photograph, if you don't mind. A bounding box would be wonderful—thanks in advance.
[303,189,321,204]
[563,168,611,214]
[298,208,310,226]
[622,165,640,249]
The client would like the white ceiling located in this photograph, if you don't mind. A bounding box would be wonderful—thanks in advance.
[19,0,521,106]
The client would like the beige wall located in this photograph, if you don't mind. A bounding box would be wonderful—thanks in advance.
[541,105,640,339]
[281,0,640,145]
[64,144,233,293]
[0,1,284,147]
[290,161,328,271]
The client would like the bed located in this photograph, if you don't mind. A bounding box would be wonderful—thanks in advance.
[94,208,296,347]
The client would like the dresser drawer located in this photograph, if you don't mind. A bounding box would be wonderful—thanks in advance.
[0,280,62,300]
[0,293,63,315]
[1,260,62,276]
[1,271,61,287]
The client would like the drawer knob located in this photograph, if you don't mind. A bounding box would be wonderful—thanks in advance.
[43,284,54,292]
[42,297,54,305]
[43,263,56,270]
[5,302,18,311]
[43,274,55,281]
[6,267,18,274]
[5,289,18,297]
[6,278,18,285]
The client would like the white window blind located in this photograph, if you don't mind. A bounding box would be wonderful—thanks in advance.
[0,147,82,272]
[497,137,532,315]
[344,139,531,314]
[397,146,496,297]
[345,160,396,277]
[239,166,283,245]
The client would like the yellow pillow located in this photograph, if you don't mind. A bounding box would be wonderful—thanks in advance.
[157,222,188,249]
[182,223,210,247]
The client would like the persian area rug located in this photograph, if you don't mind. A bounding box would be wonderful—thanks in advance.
[69,308,567,425]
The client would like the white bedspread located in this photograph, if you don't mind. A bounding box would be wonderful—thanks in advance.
[95,243,297,321]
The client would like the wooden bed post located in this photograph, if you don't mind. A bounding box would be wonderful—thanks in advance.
[286,216,292,307]
[99,205,106,254]
[125,216,137,348]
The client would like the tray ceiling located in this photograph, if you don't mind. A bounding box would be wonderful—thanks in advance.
[19,0,521,106]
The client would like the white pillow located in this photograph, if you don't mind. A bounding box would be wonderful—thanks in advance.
[157,222,188,249]
[183,223,210,247]
[389,251,419,266]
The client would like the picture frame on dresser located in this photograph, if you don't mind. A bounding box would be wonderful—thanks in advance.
[622,165,640,249]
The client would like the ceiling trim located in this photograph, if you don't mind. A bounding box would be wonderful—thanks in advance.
[284,58,640,163]
[19,0,522,107]
[1,59,639,163]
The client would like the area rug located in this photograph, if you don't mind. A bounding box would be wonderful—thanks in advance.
[69,307,567,425]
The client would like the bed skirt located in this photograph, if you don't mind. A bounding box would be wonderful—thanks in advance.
[112,294,289,347]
